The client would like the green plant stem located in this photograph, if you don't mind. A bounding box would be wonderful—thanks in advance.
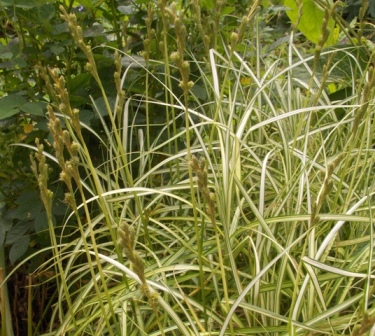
[0,262,14,336]
[27,274,32,336]
[44,192,77,330]
[158,0,180,183]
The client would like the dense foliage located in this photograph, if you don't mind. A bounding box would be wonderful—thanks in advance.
[0,0,375,335]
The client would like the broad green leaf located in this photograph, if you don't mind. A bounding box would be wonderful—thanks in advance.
[93,96,116,116]
[261,0,270,8]
[83,24,105,38]
[77,0,92,7]
[221,6,235,15]
[20,101,47,116]
[14,57,28,68]
[9,235,30,264]
[79,109,94,124]
[118,5,134,15]
[69,95,88,107]
[13,191,43,220]
[51,197,69,216]
[51,22,69,35]
[0,52,13,59]
[0,0,37,8]
[201,0,214,10]
[0,94,27,119]
[34,211,49,233]
[192,84,207,101]
[0,107,19,119]
[284,0,337,46]
[68,73,91,94]
[6,221,30,245]
[48,43,65,55]
[37,3,55,21]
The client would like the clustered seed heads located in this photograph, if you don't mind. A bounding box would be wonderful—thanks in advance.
[229,0,261,49]
[312,153,345,222]
[191,0,210,53]
[59,5,99,83]
[48,69,82,134]
[164,2,193,96]
[117,220,157,307]
[353,66,375,135]
[143,3,155,65]
[190,155,216,223]
[44,103,83,211]
[30,139,53,211]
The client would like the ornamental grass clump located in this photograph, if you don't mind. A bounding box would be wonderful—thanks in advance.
[6,2,375,335]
